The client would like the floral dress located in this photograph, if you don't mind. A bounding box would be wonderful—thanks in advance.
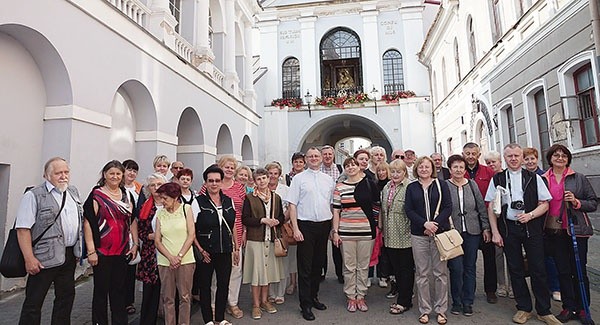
[136,204,159,284]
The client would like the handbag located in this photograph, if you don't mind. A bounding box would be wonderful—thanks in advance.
[281,222,297,245]
[565,202,594,237]
[0,191,67,278]
[431,179,464,261]
[274,234,288,257]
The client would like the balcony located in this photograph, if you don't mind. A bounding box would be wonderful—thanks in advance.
[320,86,364,97]
[383,83,405,95]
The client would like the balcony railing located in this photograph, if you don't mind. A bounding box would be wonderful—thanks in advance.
[213,66,225,87]
[106,0,150,27]
[383,83,405,95]
[321,86,364,97]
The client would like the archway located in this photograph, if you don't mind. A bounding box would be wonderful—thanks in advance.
[241,136,255,167]
[176,107,204,188]
[297,114,393,162]
[111,79,158,179]
[0,24,72,288]
[216,124,234,157]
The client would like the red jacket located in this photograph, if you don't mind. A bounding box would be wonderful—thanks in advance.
[464,163,495,198]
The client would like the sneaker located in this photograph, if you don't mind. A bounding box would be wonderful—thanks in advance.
[386,282,398,299]
[508,289,515,299]
[537,314,562,325]
[463,305,473,316]
[552,291,562,302]
[260,301,277,314]
[226,305,244,319]
[556,309,576,323]
[578,310,596,325]
[497,285,508,298]
[512,310,532,324]
[378,278,388,288]
[347,299,357,312]
[366,278,371,287]
[450,305,462,315]
[251,306,262,320]
[356,298,368,312]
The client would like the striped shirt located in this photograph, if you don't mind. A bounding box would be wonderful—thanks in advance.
[333,181,372,241]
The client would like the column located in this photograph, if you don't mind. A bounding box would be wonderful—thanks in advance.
[243,24,257,109]
[224,0,239,94]
[400,5,428,95]
[298,15,317,97]
[194,0,214,71]
[361,9,381,95]
[147,0,177,47]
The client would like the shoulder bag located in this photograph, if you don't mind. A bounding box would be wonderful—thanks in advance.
[269,196,288,257]
[0,191,67,278]
[565,202,594,237]
[433,179,464,261]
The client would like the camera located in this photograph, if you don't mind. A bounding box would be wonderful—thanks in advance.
[510,200,525,210]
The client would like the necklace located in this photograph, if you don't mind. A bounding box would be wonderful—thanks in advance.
[103,185,121,197]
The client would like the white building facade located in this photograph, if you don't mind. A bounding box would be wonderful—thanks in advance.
[254,0,439,169]
[0,0,260,290]
[419,0,599,205]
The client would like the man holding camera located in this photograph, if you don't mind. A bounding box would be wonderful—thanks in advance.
[485,144,560,325]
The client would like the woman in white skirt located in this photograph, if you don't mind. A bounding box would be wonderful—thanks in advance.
[242,168,286,320]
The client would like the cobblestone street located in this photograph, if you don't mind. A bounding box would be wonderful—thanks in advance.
[2,244,599,325]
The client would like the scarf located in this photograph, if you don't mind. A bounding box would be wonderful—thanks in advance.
[139,196,155,220]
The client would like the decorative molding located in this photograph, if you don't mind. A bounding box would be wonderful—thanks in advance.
[135,131,178,145]
[44,105,112,128]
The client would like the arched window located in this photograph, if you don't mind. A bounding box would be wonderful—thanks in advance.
[382,50,404,94]
[282,57,301,99]
[320,28,362,96]
[208,9,213,48]
[467,15,477,68]
[454,38,461,81]
[169,0,182,32]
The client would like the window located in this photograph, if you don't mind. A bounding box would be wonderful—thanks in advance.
[169,0,182,32]
[208,9,213,48]
[320,28,362,96]
[506,105,516,143]
[382,50,404,94]
[533,89,551,162]
[282,57,301,99]
[467,15,477,68]
[447,137,454,155]
[442,57,448,96]
[454,38,461,82]
[491,0,502,42]
[574,64,600,146]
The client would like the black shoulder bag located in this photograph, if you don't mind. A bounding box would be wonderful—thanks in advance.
[0,191,67,278]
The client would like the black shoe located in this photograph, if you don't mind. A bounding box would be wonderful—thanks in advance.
[301,307,315,321]
[320,274,326,282]
[450,305,461,315]
[463,305,473,316]
[578,310,596,325]
[312,299,327,310]
[486,292,498,304]
[386,282,398,299]
[337,276,344,284]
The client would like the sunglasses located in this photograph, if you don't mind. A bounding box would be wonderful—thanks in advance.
[395,155,405,159]
[206,179,222,183]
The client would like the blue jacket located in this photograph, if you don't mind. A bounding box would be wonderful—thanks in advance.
[405,179,453,236]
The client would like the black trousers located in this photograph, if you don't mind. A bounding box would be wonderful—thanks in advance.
[386,247,414,307]
[19,247,76,325]
[297,220,331,309]
[503,222,551,315]
[198,252,231,323]
[545,233,591,312]
[139,281,161,325]
[125,264,136,306]
[92,254,128,325]
[331,241,343,279]
[480,240,497,293]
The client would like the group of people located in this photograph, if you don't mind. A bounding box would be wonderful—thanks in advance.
[12,141,596,325]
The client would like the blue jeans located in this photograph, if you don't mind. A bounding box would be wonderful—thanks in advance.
[448,233,481,307]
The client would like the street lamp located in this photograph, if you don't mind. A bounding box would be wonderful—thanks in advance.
[304,90,313,117]
[370,85,379,114]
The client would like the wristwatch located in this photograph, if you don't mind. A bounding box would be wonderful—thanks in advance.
[177,253,184,258]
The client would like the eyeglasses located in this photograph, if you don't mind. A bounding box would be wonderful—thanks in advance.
[206,179,221,183]
[552,153,568,159]
[395,155,405,159]
[172,167,184,170]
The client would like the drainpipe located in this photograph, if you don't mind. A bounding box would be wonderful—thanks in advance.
[591,0,600,68]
